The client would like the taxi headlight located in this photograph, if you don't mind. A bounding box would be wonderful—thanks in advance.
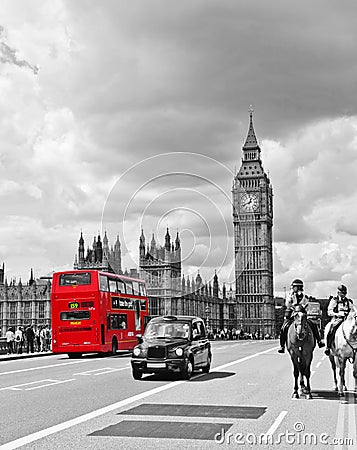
[175,348,184,357]
[133,347,141,357]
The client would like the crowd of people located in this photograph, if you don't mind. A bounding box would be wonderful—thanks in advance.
[5,324,52,355]
[207,327,272,341]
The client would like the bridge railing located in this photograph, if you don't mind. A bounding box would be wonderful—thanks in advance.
[0,337,8,354]
[0,337,50,355]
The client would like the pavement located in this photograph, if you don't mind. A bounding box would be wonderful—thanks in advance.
[0,350,52,362]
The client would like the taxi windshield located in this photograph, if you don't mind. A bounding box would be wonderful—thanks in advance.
[144,321,190,339]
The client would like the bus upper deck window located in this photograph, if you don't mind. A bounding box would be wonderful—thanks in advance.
[117,280,125,294]
[132,281,139,295]
[125,281,133,295]
[109,279,118,293]
[139,283,146,296]
[99,275,109,292]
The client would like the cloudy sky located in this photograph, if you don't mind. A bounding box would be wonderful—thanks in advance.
[1,0,357,298]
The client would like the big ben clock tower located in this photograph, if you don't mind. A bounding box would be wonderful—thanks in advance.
[232,108,274,336]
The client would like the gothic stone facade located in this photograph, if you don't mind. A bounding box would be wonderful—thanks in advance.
[0,270,51,337]
[139,229,235,330]
[139,228,182,316]
[74,231,122,274]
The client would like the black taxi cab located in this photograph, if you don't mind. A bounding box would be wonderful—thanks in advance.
[131,315,211,380]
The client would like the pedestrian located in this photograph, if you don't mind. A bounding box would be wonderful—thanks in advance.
[6,327,15,354]
[45,325,51,351]
[25,324,35,353]
[35,327,41,351]
[40,326,47,351]
[14,326,24,354]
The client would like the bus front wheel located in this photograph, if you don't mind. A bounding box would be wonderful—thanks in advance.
[68,352,82,359]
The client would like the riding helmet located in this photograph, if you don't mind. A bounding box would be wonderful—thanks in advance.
[337,284,347,294]
[291,279,304,289]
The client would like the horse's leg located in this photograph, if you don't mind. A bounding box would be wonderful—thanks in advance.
[353,358,357,393]
[299,372,306,394]
[305,375,313,399]
[305,360,313,400]
[342,358,348,391]
[292,364,300,398]
[329,355,338,391]
[336,357,346,397]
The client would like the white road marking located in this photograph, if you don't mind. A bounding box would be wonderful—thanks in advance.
[333,396,345,450]
[215,347,225,350]
[316,361,321,368]
[333,363,357,450]
[73,366,129,376]
[73,367,114,375]
[0,379,76,391]
[25,379,76,391]
[347,368,357,448]
[311,370,316,377]
[0,358,104,376]
[0,344,278,450]
[0,379,54,391]
[212,346,279,371]
[264,410,288,437]
[94,367,129,376]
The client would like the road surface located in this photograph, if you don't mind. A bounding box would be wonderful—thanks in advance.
[0,340,356,449]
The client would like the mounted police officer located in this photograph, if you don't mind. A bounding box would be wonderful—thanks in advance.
[324,284,353,356]
[278,279,325,353]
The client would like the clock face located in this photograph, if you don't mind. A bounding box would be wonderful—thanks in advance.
[240,193,259,212]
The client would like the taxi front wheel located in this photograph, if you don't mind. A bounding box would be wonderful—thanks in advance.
[181,359,193,380]
[132,369,142,380]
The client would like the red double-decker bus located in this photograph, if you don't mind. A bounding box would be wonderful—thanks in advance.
[51,270,149,357]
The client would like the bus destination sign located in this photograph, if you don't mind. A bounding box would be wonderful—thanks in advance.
[68,301,79,309]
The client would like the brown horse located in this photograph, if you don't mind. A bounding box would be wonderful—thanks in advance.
[286,305,315,399]
[325,306,357,397]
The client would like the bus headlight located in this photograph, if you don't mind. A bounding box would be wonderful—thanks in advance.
[175,348,183,357]
[133,347,141,357]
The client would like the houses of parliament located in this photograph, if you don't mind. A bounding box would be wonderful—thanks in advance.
[0,111,276,337]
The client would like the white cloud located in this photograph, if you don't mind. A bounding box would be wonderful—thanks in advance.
[1,0,357,299]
